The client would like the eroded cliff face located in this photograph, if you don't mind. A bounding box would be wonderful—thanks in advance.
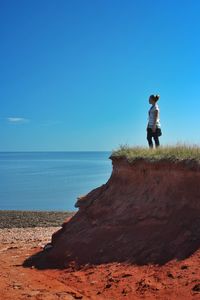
[45,158,200,266]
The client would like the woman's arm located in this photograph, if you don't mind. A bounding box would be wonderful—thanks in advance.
[152,110,158,132]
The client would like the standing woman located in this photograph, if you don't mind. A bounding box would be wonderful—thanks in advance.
[147,94,162,148]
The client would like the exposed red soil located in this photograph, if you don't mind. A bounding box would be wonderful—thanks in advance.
[1,242,200,299]
[32,158,200,267]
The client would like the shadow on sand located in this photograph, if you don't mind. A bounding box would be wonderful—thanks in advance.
[23,238,200,271]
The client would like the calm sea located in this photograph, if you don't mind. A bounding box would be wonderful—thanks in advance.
[0,152,112,211]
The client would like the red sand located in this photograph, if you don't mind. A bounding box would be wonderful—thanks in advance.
[1,242,200,299]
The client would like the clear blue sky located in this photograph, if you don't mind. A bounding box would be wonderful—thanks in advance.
[1,0,200,151]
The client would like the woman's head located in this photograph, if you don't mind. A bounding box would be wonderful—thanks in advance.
[149,94,160,104]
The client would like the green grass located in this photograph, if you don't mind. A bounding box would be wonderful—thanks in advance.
[111,144,200,163]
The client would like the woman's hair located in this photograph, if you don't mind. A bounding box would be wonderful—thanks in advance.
[150,94,160,102]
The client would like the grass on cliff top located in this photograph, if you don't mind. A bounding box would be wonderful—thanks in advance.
[111,145,200,163]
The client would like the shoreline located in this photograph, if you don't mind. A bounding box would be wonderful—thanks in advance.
[0,210,75,249]
[0,210,75,229]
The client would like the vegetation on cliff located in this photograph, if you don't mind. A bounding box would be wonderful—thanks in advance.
[111,145,200,163]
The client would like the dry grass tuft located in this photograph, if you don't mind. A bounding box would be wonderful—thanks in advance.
[111,144,200,163]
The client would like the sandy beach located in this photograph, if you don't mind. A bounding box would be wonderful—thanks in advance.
[1,210,200,300]
[0,210,82,300]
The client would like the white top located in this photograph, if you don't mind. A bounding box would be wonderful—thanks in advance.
[148,104,161,128]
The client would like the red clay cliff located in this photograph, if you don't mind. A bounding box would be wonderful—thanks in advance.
[33,156,200,268]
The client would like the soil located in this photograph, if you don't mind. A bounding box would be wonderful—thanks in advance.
[1,227,200,300]
[42,159,200,267]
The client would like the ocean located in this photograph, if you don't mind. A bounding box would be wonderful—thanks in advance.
[0,152,112,211]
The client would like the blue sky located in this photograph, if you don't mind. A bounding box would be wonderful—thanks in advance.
[1,0,200,151]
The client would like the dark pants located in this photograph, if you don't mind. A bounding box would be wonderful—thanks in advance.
[147,127,161,148]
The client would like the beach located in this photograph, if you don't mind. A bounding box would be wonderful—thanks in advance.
[0,210,85,300]
[0,210,75,228]
[0,210,74,247]
[1,209,200,299]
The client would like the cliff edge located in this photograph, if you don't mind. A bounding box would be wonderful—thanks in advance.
[39,154,200,267]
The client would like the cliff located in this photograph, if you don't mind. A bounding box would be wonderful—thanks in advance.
[34,155,200,268]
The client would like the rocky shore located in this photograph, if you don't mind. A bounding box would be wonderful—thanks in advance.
[0,210,74,228]
[0,210,86,300]
[0,210,75,254]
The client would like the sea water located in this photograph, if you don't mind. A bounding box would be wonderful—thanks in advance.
[0,152,112,211]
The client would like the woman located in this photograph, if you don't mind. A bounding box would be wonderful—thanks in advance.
[147,94,162,148]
